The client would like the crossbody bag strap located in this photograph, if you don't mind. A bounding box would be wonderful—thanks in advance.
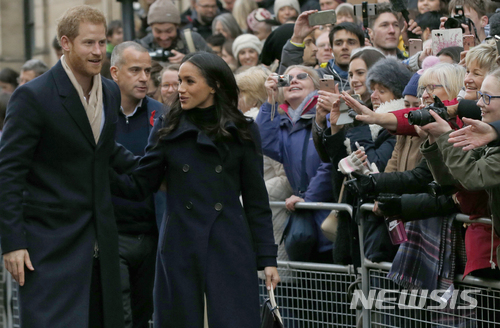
[183,29,196,54]
[299,127,312,195]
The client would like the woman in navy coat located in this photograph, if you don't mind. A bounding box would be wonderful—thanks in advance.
[111,52,280,327]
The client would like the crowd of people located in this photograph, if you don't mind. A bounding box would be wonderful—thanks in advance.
[2,0,500,326]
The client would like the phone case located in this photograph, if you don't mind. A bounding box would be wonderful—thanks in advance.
[319,80,337,93]
[463,35,474,51]
[431,28,463,55]
[408,39,422,58]
[308,10,337,26]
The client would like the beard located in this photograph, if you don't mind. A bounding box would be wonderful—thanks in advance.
[200,14,214,25]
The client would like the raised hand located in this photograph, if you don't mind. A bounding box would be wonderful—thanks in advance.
[291,10,319,44]
[265,73,279,104]
[448,118,498,150]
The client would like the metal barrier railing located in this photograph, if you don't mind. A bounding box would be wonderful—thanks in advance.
[359,203,500,328]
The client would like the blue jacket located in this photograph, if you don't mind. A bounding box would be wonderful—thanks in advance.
[256,99,334,252]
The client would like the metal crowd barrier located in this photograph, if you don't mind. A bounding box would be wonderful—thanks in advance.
[359,203,500,328]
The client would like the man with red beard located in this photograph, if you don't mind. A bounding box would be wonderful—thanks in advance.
[0,5,136,327]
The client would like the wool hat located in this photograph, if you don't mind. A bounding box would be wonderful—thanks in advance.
[402,72,421,97]
[274,0,301,19]
[259,23,294,65]
[232,34,263,58]
[148,0,181,26]
[366,57,413,99]
[247,8,273,32]
[417,55,440,75]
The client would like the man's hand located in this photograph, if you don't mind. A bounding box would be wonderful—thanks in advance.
[264,266,281,290]
[290,10,319,44]
[4,249,34,286]
[402,19,422,46]
[285,195,304,211]
[448,118,498,150]
[168,50,185,64]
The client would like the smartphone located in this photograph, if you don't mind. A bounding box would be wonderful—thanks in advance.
[408,39,422,58]
[336,94,361,125]
[463,35,474,51]
[319,79,337,93]
[308,10,337,26]
[353,3,377,21]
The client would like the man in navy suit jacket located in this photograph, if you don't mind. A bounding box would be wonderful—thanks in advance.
[0,5,135,328]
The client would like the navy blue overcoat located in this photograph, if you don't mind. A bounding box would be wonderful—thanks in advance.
[111,113,278,327]
[0,61,136,327]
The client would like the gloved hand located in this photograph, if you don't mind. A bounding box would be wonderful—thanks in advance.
[344,172,377,197]
[338,151,371,175]
[376,193,402,217]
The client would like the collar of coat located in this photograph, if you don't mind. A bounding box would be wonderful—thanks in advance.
[160,111,248,147]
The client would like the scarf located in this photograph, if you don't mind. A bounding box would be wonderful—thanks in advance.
[388,214,461,295]
[61,55,103,143]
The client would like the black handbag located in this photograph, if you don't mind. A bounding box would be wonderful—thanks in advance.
[281,128,317,261]
[260,287,284,328]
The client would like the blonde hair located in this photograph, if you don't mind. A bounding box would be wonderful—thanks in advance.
[465,39,499,73]
[235,66,270,109]
[486,67,500,84]
[232,0,258,31]
[419,63,465,100]
[57,5,106,43]
[279,65,320,103]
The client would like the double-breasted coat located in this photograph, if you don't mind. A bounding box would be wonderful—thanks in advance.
[110,113,278,327]
[0,61,136,327]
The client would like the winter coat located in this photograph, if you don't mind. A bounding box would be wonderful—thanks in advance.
[384,134,426,173]
[110,113,277,327]
[421,132,500,275]
[321,99,399,266]
[0,61,136,328]
[245,107,293,263]
[256,95,334,253]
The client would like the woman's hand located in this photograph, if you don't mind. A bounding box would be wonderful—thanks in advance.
[418,110,452,144]
[285,195,304,211]
[449,118,498,150]
[402,19,422,46]
[316,86,340,128]
[264,266,281,290]
[341,92,377,124]
[329,99,343,134]
[265,74,279,104]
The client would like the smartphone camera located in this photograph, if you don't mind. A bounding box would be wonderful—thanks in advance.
[277,75,291,87]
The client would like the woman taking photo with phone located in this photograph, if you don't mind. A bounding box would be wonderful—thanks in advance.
[111,51,280,328]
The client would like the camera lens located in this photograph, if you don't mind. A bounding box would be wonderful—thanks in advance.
[408,109,434,126]
[444,18,460,29]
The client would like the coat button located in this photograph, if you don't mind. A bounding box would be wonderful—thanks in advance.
[214,203,223,211]
[215,165,222,173]
[186,201,193,210]
[404,113,408,118]
[182,164,190,172]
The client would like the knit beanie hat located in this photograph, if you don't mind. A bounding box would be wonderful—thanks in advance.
[417,55,440,75]
[402,72,421,97]
[247,8,273,32]
[274,0,301,18]
[232,34,263,58]
[366,57,413,99]
[148,0,181,26]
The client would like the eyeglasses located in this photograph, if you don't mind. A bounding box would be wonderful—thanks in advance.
[289,73,309,81]
[161,83,179,90]
[417,84,443,97]
[477,90,500,105]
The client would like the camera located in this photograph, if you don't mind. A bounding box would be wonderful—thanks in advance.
[408,95,449,126]
[444,5,472,32]
[149,49,175,62]
[277,75,291,87]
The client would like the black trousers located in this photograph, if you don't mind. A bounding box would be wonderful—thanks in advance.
[118,233,158,328]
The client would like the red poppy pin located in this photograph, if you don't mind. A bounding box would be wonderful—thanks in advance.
[150,110,156,126]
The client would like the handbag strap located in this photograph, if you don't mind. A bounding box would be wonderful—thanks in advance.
[268,287,283,323]
[299,128,312,195]
[338,177,347,203]
[184,28,196,53]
